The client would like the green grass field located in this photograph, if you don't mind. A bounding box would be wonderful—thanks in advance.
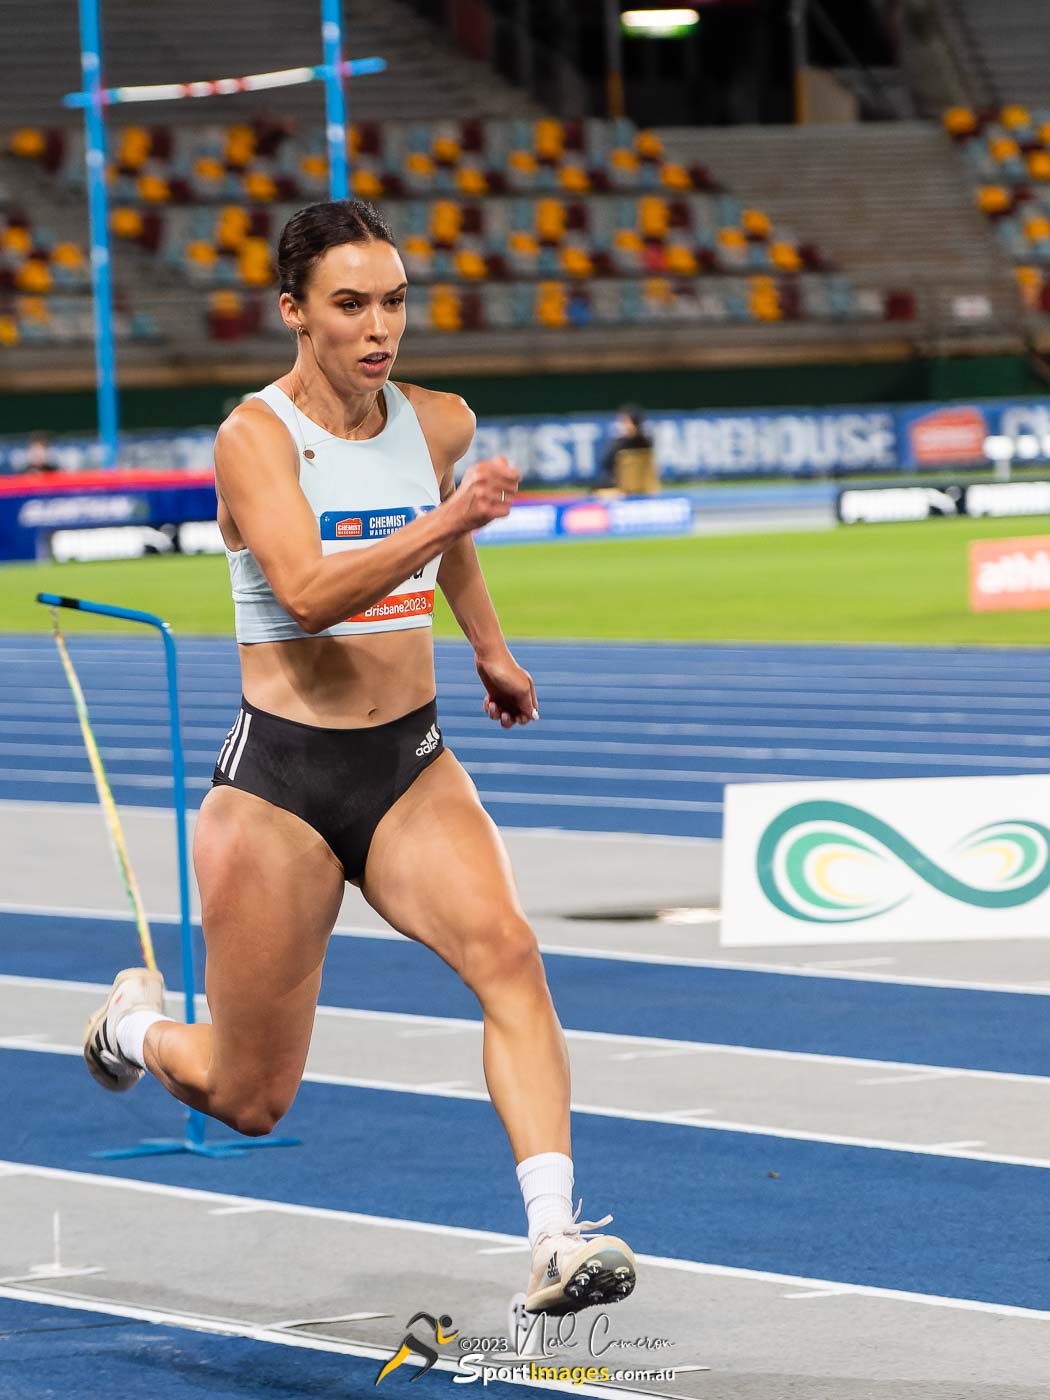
[4,516,1050,645]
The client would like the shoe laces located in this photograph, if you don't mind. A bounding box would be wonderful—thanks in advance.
[538,1199,613,1248]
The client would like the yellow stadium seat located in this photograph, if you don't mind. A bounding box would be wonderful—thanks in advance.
[1015,265,1043,308]
[195,157,225,181]
[1027,151,1050,181]
[454,249,487,280]
[660,162,691,191]
[644,277,673,306]
[244,171,278,202]
[225,124,256,167]
[217,206,250,252]
[110,208,144,239]
[665,244,698,275]
[17,295,50,323]
[639,196,670,240]
[209,289,242,314]
[239,237,272,286]
[770,241,802,272]
[561,246,593,278]
[559,164,590,193]
[9,128,45,158]
[52,242,85,268]
[186,240,218,266]
[535,119,565,163]
[1001,105,1032,131]
[610,148,639,175]
[509,231,539,256]
[118,126,150,170]
[404,235,431,257]
[0,316,19,346]
[457,166,488,195]
[718,227,747,251]
[430,200,463,245]
[943,107,978,138]
[352,168,383,199]
[990,136,1021,163]
[1025,215,1050,242]
[536,281,568,328]
[136,174,171,204]
[430,284,462,332]
[536,198,567,243]
[405,152,435,178]
[742,208,772,238]
[509,150,538,176]
[2,225,32,254]
[301,154,328,179]
[614,228,643,253]
[749,275,782,321]
[636,129,664,161]
[978,184,1012,214]
[15,259,51,293]
[1040,122,1050,148]
[433,135,461,165]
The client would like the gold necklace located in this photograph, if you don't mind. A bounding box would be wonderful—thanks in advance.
[289,382,378,442]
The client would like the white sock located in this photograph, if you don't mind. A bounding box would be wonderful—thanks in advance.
[114,1009,169,1070]
[516,1151,574,1248]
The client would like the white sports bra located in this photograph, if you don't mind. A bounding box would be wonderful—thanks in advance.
[225,381,442,643]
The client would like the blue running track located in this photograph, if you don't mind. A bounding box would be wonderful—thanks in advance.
[3,635,1050,838]
[2,910,1048,1075]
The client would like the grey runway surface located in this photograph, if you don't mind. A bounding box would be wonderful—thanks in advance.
[3,799,1050,1398]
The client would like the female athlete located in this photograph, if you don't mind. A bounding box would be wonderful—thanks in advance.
[83,199,636,1316]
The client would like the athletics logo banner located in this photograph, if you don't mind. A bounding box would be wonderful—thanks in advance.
[721,775,1050,946]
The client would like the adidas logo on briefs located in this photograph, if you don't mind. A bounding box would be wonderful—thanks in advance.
[415,723,441,757]
[546,1252,559,1281]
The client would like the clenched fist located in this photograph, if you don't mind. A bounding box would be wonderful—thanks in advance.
[448,456,521,533]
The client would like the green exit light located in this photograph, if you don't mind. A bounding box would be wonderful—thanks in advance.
[621,8,701,37]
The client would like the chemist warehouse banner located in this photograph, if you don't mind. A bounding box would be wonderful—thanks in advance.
[464,397,1050,484]
[6,396,1050,485]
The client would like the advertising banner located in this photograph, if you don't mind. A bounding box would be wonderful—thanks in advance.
[970,535,1050,612]
[721,774,1050,946]
[9,394,1050,486]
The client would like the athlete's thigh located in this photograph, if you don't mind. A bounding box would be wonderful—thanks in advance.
[360,749,527,972]
[193,785,345,1097]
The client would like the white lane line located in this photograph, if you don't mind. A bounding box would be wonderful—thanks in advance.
[1,1163,1049,1322]
[6,903,1050,996]
[2,1040,1049,1171]
[4,972,1050,1086]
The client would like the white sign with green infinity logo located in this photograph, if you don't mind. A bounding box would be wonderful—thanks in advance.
[721,776,1050,946]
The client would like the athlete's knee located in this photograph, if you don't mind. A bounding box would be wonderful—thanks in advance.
[461,913,544,996]
[209,1078,299,1138]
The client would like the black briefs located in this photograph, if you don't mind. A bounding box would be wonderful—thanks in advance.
[211,695,445,881]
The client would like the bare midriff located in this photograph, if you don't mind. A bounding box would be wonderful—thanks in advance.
[239,629,437,728]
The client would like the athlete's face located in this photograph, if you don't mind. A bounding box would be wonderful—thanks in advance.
[289,239,408,390]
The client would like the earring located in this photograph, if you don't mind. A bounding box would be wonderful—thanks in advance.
[296,325,305,336]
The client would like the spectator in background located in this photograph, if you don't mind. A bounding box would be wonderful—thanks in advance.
[597,405,660,494]
[25,431,58,473]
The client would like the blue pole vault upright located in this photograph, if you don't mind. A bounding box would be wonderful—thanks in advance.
[36,593,299,1161]
[322,0,350,199]
[69,0,379,470]
[77,0,119,471]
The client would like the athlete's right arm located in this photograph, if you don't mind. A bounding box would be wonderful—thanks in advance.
[213,405,519,635]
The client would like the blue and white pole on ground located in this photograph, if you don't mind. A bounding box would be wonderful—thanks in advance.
[77,0,119,470]
[321,0,350,199]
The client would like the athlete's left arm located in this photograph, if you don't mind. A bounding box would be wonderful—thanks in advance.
[408,386,538,728]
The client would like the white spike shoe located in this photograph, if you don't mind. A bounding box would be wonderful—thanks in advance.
[83,966,165,1093]
[524,1201,637,1315]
